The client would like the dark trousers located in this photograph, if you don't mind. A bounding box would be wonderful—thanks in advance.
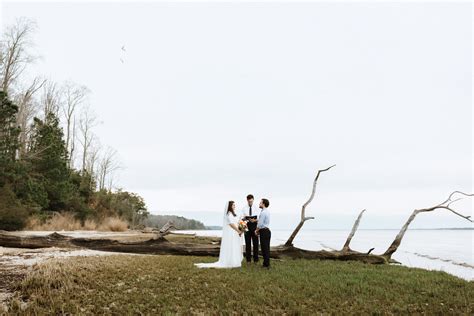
[259,229,271,267]
[244,228,259,262]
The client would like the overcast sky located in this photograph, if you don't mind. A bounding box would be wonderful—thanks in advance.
[2,2,472,229]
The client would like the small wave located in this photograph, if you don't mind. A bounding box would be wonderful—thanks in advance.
[408,252,474,269]
[318,242,337,251]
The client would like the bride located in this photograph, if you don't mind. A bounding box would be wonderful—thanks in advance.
[195,201,243,268]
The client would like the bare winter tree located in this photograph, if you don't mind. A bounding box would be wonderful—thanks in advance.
[41,80,62,118]
[61,82,89,167]
[79,106,98,172]
[70,117,78,167]
[86,140,101,185]
[13,76,46,158]
[0,18,37,95]
[97,147,121,191]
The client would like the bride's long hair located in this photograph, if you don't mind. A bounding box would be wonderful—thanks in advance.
[227,201,236,217]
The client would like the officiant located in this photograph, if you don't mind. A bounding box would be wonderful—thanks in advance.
[240,194,259,263]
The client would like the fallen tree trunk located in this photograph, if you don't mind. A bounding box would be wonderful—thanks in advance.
[0,231,222,256]
[71,237,221,256]
[0,231,392,263]
[0,231,76,249]
[272,245,390,264]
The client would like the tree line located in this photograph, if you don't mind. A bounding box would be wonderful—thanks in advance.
[143,215,208,230]
[0,18,149,230]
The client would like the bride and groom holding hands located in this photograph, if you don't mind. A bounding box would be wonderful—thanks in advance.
[195,194,271,269]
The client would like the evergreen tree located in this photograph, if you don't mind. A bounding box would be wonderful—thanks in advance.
[0,91,20,187]
[110,190,148,227]
[29,112,73,211]
[0,184,28,230]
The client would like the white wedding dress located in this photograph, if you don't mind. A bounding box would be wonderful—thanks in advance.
[195,203,243,268]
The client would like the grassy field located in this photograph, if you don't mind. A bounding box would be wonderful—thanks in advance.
[8,255,474,315]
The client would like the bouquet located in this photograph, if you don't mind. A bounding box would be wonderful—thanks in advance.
[238,220,248,233]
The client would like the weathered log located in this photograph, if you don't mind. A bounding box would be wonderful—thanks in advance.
[70,237,221,256]
[272,245,390,264]
[0,231,75,249]
[152,221,176,239]
[0,231,222,256]
[168,232,196,237]
[0,232,392,264]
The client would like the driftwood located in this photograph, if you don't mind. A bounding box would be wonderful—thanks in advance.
[168,232,196,237]
[0,231,220,256]
[143,221,195,238]
[0,231,75,249]
[280,167,472,264]
[152,221,176,239]
[0,231,388,263]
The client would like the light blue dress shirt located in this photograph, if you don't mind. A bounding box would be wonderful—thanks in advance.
[257,208,270,229]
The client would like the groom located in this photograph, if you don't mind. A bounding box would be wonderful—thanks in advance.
[256,198,271,269]
[240,194,259,263]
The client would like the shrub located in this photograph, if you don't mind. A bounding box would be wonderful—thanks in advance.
[0,185,29,231]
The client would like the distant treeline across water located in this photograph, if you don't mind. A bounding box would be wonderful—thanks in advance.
[143,214,221,230]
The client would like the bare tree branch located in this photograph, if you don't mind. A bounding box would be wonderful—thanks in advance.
[79,105,98,172]
[13,76,46,158]
[86,140,101,187]
[285,164,336,247]
[384,191,473,258]
[342,209,366,252]
[41,80,62,118]
[0,18,38,94]
[61,81,89,167]
[97,147,121,191]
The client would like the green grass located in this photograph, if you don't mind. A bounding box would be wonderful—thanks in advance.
[9,255,474,315]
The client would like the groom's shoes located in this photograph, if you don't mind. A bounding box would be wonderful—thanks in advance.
[261,265,270,269]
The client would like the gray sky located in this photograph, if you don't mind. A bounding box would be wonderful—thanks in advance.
[2,1,472,229]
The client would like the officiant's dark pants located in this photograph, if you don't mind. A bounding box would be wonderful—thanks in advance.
[259,228,271,267]
[244,228,259,262]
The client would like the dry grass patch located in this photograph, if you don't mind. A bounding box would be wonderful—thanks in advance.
[97,217,128,232]
[25,213,129,232]
[26,213,83,231]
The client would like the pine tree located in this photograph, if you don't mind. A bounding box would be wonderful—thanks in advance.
[0,91,21,187]
[29,112,73,211]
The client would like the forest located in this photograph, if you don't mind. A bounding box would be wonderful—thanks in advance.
[0,19,149,231]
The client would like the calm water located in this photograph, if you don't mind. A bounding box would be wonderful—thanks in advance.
[182,229,474,281]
